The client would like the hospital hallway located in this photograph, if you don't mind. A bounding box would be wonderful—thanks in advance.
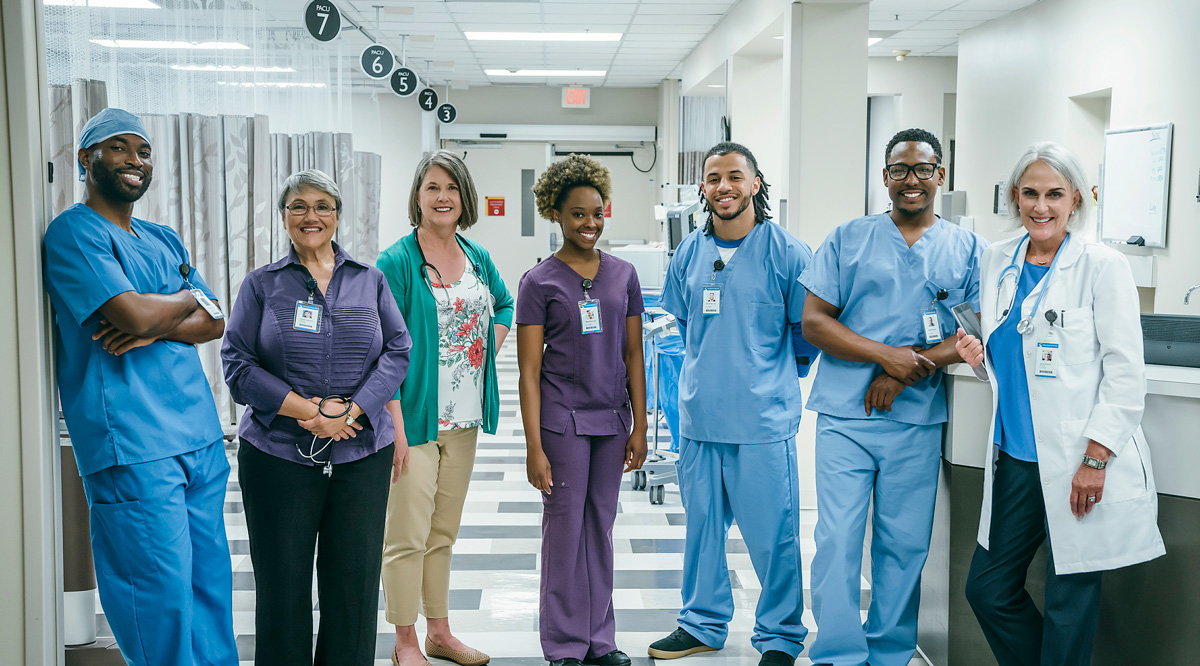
[86,344,925,666]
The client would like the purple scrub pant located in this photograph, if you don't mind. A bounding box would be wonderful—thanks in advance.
[539,427,629,662]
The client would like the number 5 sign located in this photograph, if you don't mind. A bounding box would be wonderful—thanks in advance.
[304,0,341,42]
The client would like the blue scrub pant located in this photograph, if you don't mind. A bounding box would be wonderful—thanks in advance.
[81,440,237,666]
[675,437,807,657]
[809,415,941,666]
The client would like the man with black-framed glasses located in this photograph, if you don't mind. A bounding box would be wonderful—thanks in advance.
[797,128,988,666]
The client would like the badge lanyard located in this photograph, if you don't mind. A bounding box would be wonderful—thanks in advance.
[293,276,323,333]
[579,278,602,334]
[179,263,224,319]
[703,258,725,315]
[1035,309,1062,379]
[922,288,949,345]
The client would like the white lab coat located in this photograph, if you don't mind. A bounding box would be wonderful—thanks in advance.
[976,234,1165,574]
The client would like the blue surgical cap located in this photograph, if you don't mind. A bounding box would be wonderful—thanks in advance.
[77,108,150,181]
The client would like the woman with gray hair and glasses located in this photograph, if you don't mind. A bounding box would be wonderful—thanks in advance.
[221,168,413,666]
[954,143,1164,666]
[376,151,513,666]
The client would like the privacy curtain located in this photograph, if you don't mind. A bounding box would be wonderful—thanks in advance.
[48,80,382,430]
[679,95,727,187]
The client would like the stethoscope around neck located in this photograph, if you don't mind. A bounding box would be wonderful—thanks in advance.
[995,232,1068,335]
[414,229,481,308]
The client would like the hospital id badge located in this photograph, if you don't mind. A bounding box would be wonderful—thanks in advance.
[579,299,602,334]
[922,309,942,344]
[190,288,224,320]
[1035,341,1059,378]
[702,285,721,315]
[293,301,322,333]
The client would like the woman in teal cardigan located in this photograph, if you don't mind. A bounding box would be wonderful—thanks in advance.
[376,150,513,666]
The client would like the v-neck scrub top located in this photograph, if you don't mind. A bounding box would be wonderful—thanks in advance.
[799,213,987,425]
[43,203,225,476]
[516,252,644,436]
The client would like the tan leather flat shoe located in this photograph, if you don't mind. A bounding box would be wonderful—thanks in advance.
[425,637,490,666]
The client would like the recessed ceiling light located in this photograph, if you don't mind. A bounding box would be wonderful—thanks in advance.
[707,84,725,88]
[45,0,160,7]
[217,81,326,88]
[485,69,606,77]
[868,37,883,46]
[91,39,248,50]
[172,64,295,73]
[772,35,784,40]
[467,32,621,42]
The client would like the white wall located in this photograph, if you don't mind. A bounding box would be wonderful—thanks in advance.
[955,0,1200,314]
[728,54,784,220]
[867,95,900,215]
[448,85,658,126]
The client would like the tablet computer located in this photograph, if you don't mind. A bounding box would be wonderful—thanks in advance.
[951,302,989,381]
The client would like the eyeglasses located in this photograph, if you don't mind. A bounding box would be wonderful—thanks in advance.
[286,202,336,217]
[886,163,940,181]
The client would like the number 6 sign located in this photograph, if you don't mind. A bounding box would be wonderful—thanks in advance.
[360,44,394,79]
[304,0,341,42]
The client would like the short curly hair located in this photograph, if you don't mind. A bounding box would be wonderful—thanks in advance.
[532,154,612,221]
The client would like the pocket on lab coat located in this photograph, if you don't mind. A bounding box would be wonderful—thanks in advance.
[1059,418,1148,503]
[1057,306,1098,365]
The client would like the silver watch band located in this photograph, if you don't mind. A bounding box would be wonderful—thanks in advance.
[1081,454,1108,470]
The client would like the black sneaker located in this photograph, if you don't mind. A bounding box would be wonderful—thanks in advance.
[757,651,794,666]
[646,627,718,659]
[583,650,631,666]
[550,659,583,666]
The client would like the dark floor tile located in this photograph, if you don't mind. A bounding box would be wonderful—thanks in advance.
[627,539,748,554]
[458,525,542,538]
[664,513,687,526]
[498,501,544,513]
[472,471,505,481]
[228,539,250,555]
[224,501,243,513]
[450,553,537,570]
[474,456,527,465]
[233,571,256,590]
[614,609,683,633]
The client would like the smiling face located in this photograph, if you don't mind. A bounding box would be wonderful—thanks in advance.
[884,141,944,218]
[1013,159,1080,246]
[417,165,463,230]
[554,185,605,252]
[702,152,760,223]
[283,186,339,253]
[81,134,153,203]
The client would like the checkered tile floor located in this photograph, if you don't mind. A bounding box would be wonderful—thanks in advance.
[94,345,926,665]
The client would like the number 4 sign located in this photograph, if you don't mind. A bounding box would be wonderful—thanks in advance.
[304,0,341,42]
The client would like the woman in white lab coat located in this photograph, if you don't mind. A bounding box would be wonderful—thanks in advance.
[955,142,1165,666]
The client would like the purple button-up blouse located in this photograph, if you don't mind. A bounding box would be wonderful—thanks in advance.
[516,252,644,436]
[221,244,412,465]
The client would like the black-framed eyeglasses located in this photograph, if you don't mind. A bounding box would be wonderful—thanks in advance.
[886,163,940,181]
[286,202,336,217]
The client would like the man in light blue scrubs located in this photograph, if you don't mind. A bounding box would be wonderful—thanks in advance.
[42,108,238,666]
[799,128,986,666]
[649,142,817,666]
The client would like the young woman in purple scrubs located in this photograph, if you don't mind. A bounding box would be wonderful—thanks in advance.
[516,155,649,666]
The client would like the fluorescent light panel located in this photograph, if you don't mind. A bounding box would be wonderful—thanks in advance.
[46,0,160,7]
[90,39,248,49]
[466,32,621,42]
[869,37,883,46]
[217,81,325,88]
[172,64,294,73]
[485,69,606,77]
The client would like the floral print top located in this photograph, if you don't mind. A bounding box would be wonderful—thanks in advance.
[435,263,491,430]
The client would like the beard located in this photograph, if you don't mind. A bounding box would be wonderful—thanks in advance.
[708,194,753,221]
[92,159,151,203]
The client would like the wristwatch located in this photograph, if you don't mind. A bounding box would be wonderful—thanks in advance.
[1081,454,1108,470]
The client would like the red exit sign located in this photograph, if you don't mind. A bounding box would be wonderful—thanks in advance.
[562,87,591,108]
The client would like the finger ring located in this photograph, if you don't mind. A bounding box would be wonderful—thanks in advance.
[1087,496,1097,502]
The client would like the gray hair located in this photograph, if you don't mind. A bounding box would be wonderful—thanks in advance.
[1005,141,1090,231]
[277,169,342,214]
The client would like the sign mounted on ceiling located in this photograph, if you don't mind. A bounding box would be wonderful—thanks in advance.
[304,0,341,42]
[437,103,457,124]
[417,88,439,112]
[562,87,590,109]
[390,67,418,97]
[361,44,394,79]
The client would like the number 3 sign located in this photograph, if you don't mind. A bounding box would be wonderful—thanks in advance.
[304,0,341,42]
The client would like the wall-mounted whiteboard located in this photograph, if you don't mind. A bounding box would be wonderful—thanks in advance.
[1099,123,1173,248]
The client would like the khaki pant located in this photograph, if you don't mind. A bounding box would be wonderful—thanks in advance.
[381,427,479,625]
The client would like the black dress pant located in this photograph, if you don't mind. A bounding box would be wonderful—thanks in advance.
[238,439,394,666]
[965,450,1103,666]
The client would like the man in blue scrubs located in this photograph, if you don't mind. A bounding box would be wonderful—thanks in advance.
[799,128,986,666]
[42,108,238,666]
[649,142,816,666]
